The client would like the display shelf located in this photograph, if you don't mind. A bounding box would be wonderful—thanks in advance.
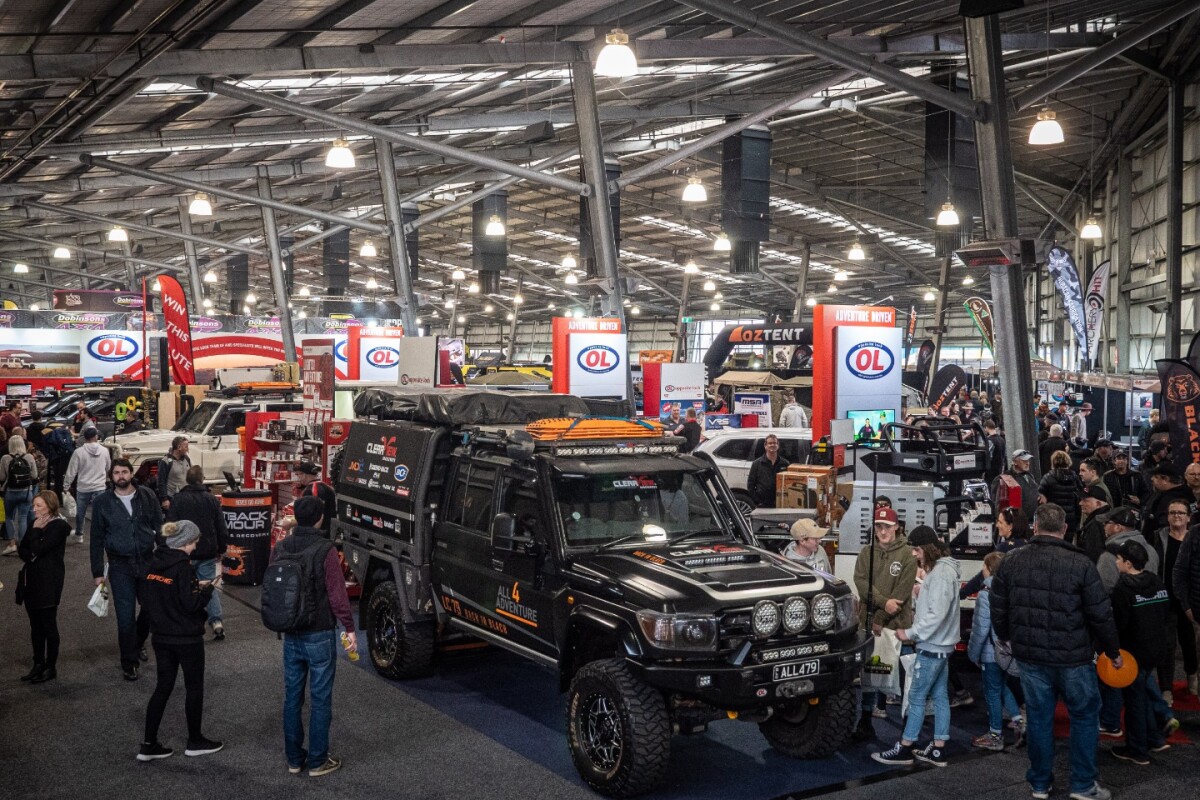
[254,455,301,463]
[253,436,303,445]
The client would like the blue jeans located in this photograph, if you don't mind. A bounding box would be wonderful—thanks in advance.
[1099,680,1122,730]
[982,661,1021,734]
[75,490,102,537]
[4,487,32,541]
[107,557,151,669]
[191,558,223,624]
[1122,669,1154,758]
[284,629,338,769]
[1019,661,1100,794]
[902,650,951,743]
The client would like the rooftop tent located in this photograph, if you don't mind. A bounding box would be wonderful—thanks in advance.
[712,370,790,387]
[353,387,591,425]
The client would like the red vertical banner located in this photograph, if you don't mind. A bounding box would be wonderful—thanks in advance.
[158,275,196,385]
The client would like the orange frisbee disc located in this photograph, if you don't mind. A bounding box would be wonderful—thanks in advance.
[1097,649,1138,688]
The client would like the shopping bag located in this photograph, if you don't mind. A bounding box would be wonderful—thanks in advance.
[62,492,77,527]
[861,629,902,697]
[88,566,110,618]
[899,651,918,718]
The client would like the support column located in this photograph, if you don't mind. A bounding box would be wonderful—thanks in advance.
[928,254,953,392]
[507,275,522,366]
[119,240,136,290]
[374,139,419,335]
[1117,150,1133,371]
[964,14,1039,475]
[675,273,692,362]
[1166,80,1184,359]
[177,196,205,314]
[256,168,297,365]
[791,242,811,323]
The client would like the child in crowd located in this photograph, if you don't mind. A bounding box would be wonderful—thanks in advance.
[967,552,1022,751]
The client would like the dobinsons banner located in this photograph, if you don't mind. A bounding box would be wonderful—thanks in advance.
[1084,260,1111,366]
[1046,246,1089,366]
[964,297,995,354]
[1156,358,1200,474]
[157,275,196,385]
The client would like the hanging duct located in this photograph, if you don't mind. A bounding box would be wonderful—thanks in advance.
[721,124,771,274]
[323,227,350,296]
[924,76,980,257]
[472,190,507,296]
[579,158,622,280]
[227,254,249,313]
[402,203,420,284]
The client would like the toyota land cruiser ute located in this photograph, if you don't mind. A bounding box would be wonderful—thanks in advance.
[337,390,871,797]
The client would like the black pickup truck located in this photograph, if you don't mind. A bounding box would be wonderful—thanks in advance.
[336,390,871,797]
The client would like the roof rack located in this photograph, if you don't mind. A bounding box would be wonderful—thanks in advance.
[214,381,300,398]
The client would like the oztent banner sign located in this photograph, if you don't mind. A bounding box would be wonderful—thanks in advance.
[928,364,967,415]
[1046,246,1089,366]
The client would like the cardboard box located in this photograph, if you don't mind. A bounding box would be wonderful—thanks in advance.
[776,466,837,525]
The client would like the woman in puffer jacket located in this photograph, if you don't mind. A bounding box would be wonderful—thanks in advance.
[1038,450,1083,542]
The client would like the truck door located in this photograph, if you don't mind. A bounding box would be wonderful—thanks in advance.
[198,403,253,480]
[432,461,505,635]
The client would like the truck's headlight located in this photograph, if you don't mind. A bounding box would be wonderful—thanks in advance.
[811,593,836,630]
[751,599,780,638]
[636,610,719,652]
[835,594,856,632]
[781,596,809,633]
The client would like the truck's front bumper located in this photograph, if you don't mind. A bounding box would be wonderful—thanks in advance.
[631,631,873,711]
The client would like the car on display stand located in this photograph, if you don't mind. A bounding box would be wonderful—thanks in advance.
[337,389,871,798]
[694,426,813,514]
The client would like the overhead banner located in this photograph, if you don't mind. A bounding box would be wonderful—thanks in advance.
[157,275,196,385]
[1157,358,1200,474]
[1084,259,1111,366]
[928,364,968,415]
[904,305,918,364]
[964,297,995,353]
[53,289,147,313]
[1046,246,1088,365]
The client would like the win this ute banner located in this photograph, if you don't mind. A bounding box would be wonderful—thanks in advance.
[1157,358,1200,473]
[1046,246,1089,365]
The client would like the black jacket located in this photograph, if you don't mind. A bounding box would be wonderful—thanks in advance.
[1112,570,1170,670]
[985,433,1006,483]
[89,485,165,578]
[747,455,789,508]
[167,484,229,561]
[17,518,69,608]
[141,547,214,645]
[1039,436,1068,473]
[1077,508,1109,563]
[991,535,1120,668]
[1142,485,1191,541]
[1103,469,1141,509]
[1172,529,1200,616]
[677,420,702,454]
[1039,469,1084,535]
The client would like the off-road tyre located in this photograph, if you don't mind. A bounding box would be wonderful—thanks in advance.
[365,580,434,679]
[567,658,670,797]
[759,686,857,758]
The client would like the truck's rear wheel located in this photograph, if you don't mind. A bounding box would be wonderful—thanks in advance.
[365,580,433,679]
[759,686,856,759]
[731,490,754,516]
[567,659,670,798]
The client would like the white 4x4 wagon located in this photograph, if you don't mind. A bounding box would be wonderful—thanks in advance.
[694,426,813,514]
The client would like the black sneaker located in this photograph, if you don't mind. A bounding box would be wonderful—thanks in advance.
[185,737,224,757]
[137,742,174,762]
[1150,742,1171,753]
[1098,725,1123,738]
[123,665,139,681]
[871,741,915,766]
[914,742,949,767]
[1110,746,1149,766]
[309,756,342,777]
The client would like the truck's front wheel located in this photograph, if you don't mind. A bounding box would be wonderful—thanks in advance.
[364,580,434,679]
[566,659,670,798]
[759,685,856,758]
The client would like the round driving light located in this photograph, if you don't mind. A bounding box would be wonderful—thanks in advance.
[811,593,836,630]
[782,596,809,634]
[682,622,707,645]
[752,600,780,638]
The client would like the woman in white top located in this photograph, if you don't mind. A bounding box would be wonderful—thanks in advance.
[783,517,831,573]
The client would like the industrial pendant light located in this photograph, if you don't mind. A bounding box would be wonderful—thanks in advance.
[152,278,162,292]
[297,285,310,297]
[108,226,129,242]
[709,301,721,312]
[630,305,640,316]
[325,138,356,169]
[13,263,28,274]
[52,246,70,259]
[936,201,960,227]
[188,193,213,216]
[963,275,975,286]
[847,241,865,261]
[713,233,731,252]
[923,290,936,302]
[203,269,218,283]
[1028,107,1064,146]
[359,240,377,258]
[1080,217,1102,240]
[703,279,716,292]
[202,297,214,309]
[564,272,578,285]
[562,255,577,270]
[827,284,838,294]
[595,29,637,78]
[468,282,480,294]
[834,270,849,282]
[485,215,505,236]
[451,268,466,281]
[805,297,817,307]
[681,175,707,203]
[683,260,700,274]
[244,291,258,305]
[365,276,379,291]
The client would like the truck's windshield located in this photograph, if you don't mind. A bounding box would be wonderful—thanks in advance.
[554,470,732,548]
[175,400,220,434]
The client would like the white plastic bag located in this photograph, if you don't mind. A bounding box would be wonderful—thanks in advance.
[62,493,77,528]
[899,652,918,718]
[861,629,902,697]
[88,566,110,618]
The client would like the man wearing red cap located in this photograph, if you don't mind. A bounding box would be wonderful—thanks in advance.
[851,505,917,741]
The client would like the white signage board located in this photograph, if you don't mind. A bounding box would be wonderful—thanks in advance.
[734,392,772,427]
[568,332,628,398]
[834,325,902,422]
[394,337,437,389]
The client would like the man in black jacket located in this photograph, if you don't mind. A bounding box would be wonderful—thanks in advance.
[984,418,1006,483]
[991,503,1121,800]
[746,434,788,509]
[294,462,337,538]
[1103,450,1140,510]
[1142,465,1191,541]
[90,458,165,681]
[168,466,229,640]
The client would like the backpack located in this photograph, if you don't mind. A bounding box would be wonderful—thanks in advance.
[5,455,33,489]
[42,426,75,462]
[260,537,332,633]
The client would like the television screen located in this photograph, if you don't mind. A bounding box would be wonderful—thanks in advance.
[846,409,896,443]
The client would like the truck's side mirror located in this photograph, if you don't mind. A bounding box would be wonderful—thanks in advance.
[492,512,533,553]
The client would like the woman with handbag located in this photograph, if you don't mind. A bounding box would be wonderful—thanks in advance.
[17,490,70,683]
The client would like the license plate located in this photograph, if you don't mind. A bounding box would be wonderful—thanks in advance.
[772,659,820,681]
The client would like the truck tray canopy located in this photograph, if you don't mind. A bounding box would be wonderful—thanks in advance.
[354,388,592,426]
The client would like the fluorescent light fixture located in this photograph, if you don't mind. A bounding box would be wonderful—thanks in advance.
[562,255,577,269]
[681,176,707,203]
[1029,107,1064,146]
[485,215,505,236]
[713,233,731,252]
[108,226,129,242]
[203,269,218,283]
[325,138,356,169]
[1080,218,1102,239]
[847,241,865,260]
[359,240,377,258]
[52,246,70,259]
[595,28,638,78]
[13,263,29,274]
[188,193,213,216]
[365,276,379,290]
[565,272,578,285]
[703,279,716,292]
[936,201,960,227]
[683,260,700,274]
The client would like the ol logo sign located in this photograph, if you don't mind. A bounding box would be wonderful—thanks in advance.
[87,334,139,363]
[334,340,348,363]
[577,345,619,374]
[366,346,400,368]
[845,341,894,380]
